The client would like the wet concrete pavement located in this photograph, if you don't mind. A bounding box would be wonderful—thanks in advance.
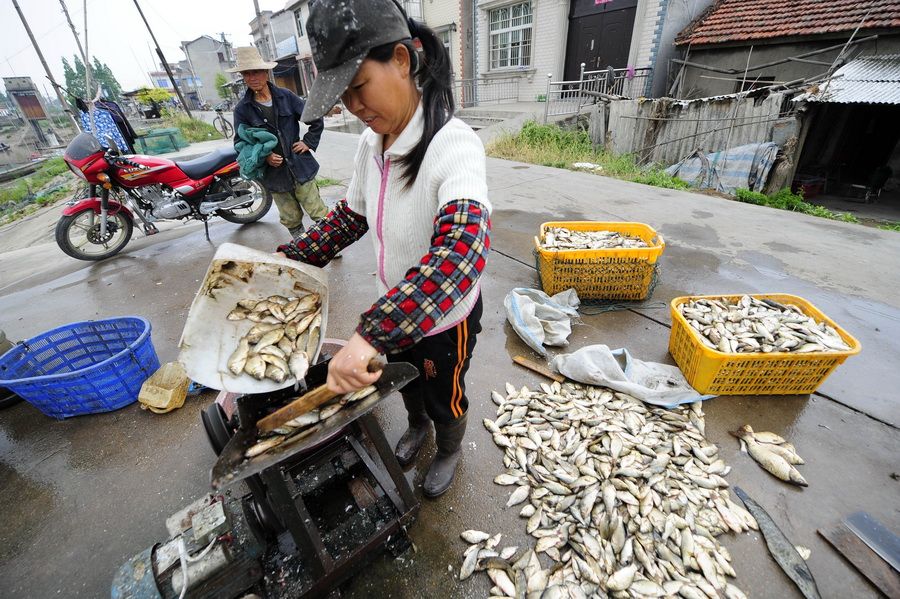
[0,131,898,598]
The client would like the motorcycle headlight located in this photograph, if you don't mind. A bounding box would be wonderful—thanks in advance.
[66,161,87,181]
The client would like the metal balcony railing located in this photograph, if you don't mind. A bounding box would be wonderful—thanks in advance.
[543,65,652,122]
[452,77,520,108]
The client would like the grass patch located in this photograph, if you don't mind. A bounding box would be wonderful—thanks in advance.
[734,188,860,223]
[0,157,79,225]
[487,121,689,190]
[164,113,223,143]
[878,221,900,232]
[316,176,343,187]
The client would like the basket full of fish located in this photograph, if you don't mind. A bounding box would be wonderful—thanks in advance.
[669,293,860,395]
[534,221,665,300]
[178,243,328,394]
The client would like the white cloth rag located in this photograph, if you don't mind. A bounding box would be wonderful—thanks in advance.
[550,344,712,407]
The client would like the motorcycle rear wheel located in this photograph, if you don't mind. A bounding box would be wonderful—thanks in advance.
[55,208,133,260]
[217,179,272,224]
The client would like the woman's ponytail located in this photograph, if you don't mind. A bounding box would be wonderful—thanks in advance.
[399,19,455,188]
[366,19,456,187]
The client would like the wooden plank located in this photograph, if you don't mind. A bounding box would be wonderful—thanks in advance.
[512,355,565,382]
[819,523,900,598]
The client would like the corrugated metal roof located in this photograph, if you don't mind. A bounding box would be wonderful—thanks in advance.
[798,54,900,104]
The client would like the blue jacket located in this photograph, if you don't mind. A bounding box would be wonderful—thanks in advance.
[232,83,324,186]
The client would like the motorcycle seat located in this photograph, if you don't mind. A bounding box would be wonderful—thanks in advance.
[175,147,238,180]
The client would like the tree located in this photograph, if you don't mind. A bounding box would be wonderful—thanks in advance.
[215,73,230,101]
[61,54,123,108]
[92,58,123,102]
[136,87,172,105]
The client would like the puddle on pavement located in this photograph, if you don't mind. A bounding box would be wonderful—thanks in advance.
[0,461,58,562]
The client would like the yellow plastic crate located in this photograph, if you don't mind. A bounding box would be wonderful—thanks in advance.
[534,222,665,300]
[669,293,861,395]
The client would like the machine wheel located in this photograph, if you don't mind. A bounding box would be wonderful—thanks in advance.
[217,180,271,224]
[0,387,22,409]
[55,208,133,261]
[201,403,235,456]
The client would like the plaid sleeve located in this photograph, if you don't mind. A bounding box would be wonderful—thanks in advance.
[277,199,368,266]
[357,199,491,354]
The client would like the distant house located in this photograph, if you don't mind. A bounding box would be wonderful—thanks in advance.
[250,2,317,97]
[148,63,203,110]
[180,35,237,104]
[673,0,900,98]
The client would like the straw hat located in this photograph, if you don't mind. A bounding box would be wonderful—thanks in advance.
[227,46,277,73]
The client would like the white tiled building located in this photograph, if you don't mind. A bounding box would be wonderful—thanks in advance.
[417,0,709,103]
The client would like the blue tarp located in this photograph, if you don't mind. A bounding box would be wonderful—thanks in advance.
[665,142,779,194]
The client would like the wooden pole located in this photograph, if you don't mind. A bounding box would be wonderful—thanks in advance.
[132,0,193,118]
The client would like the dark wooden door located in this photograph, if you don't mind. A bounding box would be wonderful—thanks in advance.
[564,0,638,81]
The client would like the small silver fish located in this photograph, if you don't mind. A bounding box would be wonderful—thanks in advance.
[243,355,266,380]
[245,435,284,458]
[227,338,250,375]
[288,350,309,382]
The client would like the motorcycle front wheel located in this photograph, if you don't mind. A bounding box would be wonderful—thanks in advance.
[55,208,133,260]
[217,179,272,224]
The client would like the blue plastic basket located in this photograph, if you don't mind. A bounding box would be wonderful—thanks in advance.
[0,317,160,419]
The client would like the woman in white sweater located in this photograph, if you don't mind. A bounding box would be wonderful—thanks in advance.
[278,0,491,497]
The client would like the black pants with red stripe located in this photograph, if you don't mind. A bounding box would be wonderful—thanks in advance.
[387,296,483,424]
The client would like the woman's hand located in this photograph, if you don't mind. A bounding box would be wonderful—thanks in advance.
[266,153,284,167]
[291,141,310,154]
[327,333,381,394]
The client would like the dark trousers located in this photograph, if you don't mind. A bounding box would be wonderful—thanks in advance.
[388,296,483,424]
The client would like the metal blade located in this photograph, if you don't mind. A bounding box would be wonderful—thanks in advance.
[733,486,821,599]
[210,361,418,490]
[844,511,900,573]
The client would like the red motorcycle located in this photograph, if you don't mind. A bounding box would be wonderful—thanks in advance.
[56,133,271,260]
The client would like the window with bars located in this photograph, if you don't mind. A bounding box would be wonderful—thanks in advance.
[489,2,532,70]
[403,0,423,20]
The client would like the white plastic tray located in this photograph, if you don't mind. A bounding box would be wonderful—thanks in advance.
[178,243,328,393]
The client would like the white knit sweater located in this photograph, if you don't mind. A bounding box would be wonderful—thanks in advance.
[346,103,491,335]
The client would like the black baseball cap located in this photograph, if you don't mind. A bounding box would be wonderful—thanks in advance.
[301,0,412,122]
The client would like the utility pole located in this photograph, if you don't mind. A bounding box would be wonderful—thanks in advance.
[10,0,80,133]
[83,0,96,135]
[59,0,86,61]
[132,0,193,118]
[251,0,272,61]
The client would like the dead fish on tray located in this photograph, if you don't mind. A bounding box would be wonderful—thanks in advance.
[458,380,756,597]
[225,292,321,384]
[242,384,378,459]
[679,295,851,354]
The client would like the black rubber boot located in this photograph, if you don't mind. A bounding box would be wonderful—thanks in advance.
[423,413,467,498]
[394,393,431,466]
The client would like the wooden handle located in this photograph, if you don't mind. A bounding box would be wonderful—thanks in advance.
[513,355,565,383]
[256,358,383,434]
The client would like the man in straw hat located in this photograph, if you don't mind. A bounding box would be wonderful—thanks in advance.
[228,46,329,239]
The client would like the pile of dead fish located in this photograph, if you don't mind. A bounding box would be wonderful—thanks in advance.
[541,227,649,251]
[461,381,755,599]
[679,295,851,354]
[245,385,376,458]
[730,425,807,487]
[226,293,322,383]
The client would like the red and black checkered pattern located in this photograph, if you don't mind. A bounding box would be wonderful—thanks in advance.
[358,199,490,354]
[277,199,368,265]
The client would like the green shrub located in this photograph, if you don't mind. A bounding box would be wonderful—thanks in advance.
[734,188,859,223]
[487,121,688,190]
[164,114,222,143]
[878,221,900,231]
